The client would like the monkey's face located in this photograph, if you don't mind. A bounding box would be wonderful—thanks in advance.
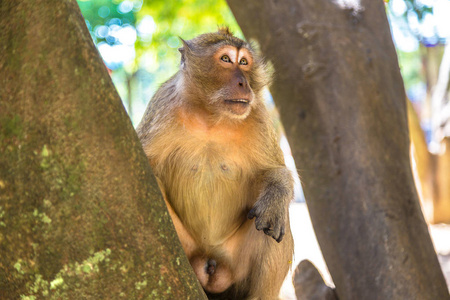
[180,31,270,120]
[206,45,256,119]
[182,42,258,120]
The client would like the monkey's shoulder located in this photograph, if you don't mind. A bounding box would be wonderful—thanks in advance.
[136,77,181,144]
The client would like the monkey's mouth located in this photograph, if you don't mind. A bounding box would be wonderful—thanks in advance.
[224,99,251,116]
[224,99,250,105]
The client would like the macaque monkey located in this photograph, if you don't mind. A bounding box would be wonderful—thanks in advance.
[137,27,294,299]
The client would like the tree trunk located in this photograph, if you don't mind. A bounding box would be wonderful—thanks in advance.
[0,1,205,299]
[227,0,449,299]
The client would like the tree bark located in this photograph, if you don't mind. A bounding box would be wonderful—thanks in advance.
[0,1,205,299]
[227,0,449,299]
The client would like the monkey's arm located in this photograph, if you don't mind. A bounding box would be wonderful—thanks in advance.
[247,167,293,243]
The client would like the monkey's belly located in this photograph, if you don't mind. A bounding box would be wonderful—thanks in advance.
[165,158,253,247]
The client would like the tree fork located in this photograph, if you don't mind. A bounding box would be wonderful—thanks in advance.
[0,0,205,299]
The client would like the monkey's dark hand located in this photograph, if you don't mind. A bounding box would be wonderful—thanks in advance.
[248,199,287,243]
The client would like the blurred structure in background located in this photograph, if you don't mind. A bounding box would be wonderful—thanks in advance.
[388,0,450,224]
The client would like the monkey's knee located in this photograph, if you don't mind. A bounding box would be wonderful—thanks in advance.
[190,256,233,294]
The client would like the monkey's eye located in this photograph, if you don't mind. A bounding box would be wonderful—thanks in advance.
[221,55,231,63]
[239,58,248,65]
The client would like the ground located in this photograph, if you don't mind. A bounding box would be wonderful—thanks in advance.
[280,203,450,299]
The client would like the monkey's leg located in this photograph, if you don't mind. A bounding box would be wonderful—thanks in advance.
[156,178,198,257]
[248,227,293,300]
[162,190,235,294]
[222,219,294,300]
[164,197,198,257]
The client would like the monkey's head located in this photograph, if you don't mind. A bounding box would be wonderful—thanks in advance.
[179,27,270,120]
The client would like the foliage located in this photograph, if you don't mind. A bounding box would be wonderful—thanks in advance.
[386,0,449,101]
[77,0,137,51]
[76,1,448,126]
[77,0,239,124]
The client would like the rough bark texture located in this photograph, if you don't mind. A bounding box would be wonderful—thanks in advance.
[0,1,205,299]
[226,0,450,299]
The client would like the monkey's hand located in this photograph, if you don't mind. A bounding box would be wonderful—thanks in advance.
[248,168,293,243]
[248,198,288,243]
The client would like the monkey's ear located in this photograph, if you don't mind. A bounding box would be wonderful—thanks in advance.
[178,37,192,68]
[178,46,185,58]
[178,38,192,51]
[218,26,233,36]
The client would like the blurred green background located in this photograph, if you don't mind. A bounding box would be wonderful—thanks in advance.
[77,0,240,125]
[76,0,449,143]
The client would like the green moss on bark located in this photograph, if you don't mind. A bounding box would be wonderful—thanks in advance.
[0,0,205,299]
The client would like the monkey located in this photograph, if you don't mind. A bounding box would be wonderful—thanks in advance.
[136,27,294,300]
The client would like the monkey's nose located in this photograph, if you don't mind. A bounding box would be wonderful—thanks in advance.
[237,78,248,89]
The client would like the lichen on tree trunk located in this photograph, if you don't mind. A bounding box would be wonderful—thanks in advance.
[0,1,205,299]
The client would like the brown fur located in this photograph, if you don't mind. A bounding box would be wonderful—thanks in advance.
[137,28,294,299]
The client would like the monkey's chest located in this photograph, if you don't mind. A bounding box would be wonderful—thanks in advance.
[162,147,254,246]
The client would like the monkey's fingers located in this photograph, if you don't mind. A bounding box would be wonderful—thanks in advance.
[251,212,285,243]
[253,214,270,231]
[276,226,285,243]
[271,221,285,243]
[247,207,257,220]
[262,225,284,243]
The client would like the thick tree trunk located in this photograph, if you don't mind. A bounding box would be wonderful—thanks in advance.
[0,1,205,299]
[227,0,449,299]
